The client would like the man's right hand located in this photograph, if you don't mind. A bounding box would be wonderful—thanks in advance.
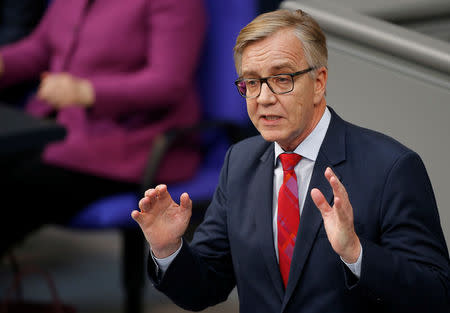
[132,184,192,258]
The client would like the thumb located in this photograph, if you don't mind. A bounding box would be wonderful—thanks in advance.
[311,188,332,215]
[179,192,192,210]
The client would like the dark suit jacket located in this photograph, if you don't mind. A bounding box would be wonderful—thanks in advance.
[149,108,449,313]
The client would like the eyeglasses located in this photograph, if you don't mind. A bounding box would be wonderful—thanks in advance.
[234,67,315,99]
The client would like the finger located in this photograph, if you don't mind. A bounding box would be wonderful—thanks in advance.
[138,196,150,212]
[139,191,157,212]
[37,88,58,108]
[332,195,346,217]
[147,188,160,202]
[144,188,156,197]
[311,188,332,215]
[37,80,58,104]
[40,71,50,81]
[155,184,168,198]
[334,196,343,209]
[131,210,143,223]
[155,184,175,205]
[333,195,353,223]
[179,192,192,210]
[40,74,57,87]
[60,72,73,79]
[324,166,333,178]
[36,82,47,99]
[325,167,346,199]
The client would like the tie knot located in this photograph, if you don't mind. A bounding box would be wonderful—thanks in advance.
[279,153,302,171]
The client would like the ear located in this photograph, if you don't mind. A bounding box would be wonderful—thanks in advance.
[313,66,327,105]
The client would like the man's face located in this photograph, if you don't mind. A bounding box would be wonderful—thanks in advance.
[241,28,327,151]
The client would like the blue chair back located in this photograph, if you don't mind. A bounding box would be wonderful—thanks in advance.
[197,0,256,124]
[167,0,257,205]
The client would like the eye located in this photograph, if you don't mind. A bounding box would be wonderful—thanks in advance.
[246,79,259,88]
[273,75,290,84]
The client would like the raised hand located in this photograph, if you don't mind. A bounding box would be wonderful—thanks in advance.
[311,167,361,263]
[131,184,192,258]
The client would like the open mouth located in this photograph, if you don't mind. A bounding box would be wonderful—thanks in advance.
[262,115,281,121]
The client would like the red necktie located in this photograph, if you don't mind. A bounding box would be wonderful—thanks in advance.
[277,153,302,288]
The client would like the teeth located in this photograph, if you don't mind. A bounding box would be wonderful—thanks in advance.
[265,116,279,120]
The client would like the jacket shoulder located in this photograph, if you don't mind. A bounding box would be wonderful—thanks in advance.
[345,120,416,160]
[230,135,271,158]
[221,135,272,174]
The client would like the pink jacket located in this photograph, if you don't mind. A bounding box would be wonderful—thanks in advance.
[0,0,206,183]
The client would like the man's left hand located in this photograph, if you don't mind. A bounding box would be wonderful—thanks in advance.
[37,72,95,109]
[311,167,361,263]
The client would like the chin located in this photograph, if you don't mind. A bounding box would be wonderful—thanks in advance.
[259,132,281,143]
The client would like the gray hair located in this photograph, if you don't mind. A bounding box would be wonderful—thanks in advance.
[234,9,328,78]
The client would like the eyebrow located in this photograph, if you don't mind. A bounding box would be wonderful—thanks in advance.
[272,63,296,71]
[241,63,297,78]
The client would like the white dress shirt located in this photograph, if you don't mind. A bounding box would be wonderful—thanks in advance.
[154,107,362,278]
[272,107,362,277]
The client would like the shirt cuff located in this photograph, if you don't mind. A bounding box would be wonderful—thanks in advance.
[150,240,183,279]
[341,243,363,278]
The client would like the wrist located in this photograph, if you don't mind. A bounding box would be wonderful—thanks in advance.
[341,235,361,264]
[151,238,182,259]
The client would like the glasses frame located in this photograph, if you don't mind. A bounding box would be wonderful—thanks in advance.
[234,67,316,99]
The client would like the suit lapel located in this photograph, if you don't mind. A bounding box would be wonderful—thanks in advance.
[281,108,347,310]
[253,143,285,302]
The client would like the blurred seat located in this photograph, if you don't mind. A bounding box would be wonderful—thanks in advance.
[66,1,257,313]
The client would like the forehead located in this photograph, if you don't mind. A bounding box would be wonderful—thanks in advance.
[241,28,306,76]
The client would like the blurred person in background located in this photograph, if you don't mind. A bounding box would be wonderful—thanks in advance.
[0,0,206,257]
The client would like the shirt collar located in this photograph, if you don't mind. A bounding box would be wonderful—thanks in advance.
[274,106,331,165]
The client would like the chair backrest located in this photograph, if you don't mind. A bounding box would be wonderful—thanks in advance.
[197,0,257,125]
[160,0,258,205]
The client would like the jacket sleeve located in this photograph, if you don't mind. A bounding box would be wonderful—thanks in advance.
[352,151,449,313]
[148,145,236,312]
[89,0,206,119]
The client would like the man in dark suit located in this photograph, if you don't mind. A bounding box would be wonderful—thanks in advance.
[132,9,449,313]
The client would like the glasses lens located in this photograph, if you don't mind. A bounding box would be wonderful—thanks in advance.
[268,75,293,94]
[244,79,260,98]
[237,81,247,97]
[236,80,260,98]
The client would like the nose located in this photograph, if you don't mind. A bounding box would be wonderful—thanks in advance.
[256,81,276,107]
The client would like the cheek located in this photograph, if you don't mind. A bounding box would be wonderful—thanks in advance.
[246,102,257,122]
[284,100,308,134]
[284,98,303,122]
